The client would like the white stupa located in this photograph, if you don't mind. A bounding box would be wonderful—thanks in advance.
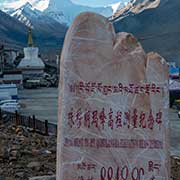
[18,28,45,79]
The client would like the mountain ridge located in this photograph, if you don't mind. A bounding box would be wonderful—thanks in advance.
[0,8,67,60]
[112,0,180,63]
[44,0,114,25]
[1,0,126,25]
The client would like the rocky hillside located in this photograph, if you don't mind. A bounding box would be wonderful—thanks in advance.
[0,123,56,180]
[112,0,180,63]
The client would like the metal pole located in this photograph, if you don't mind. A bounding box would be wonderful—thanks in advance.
[45,120,49,136]
[33,115,36,133]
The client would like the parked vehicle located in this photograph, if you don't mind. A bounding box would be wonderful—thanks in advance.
[174,99,180,118]
[178,111,180,118]
[0,102,20,113]
[0,84,18,100]
[0,99,18,106]
[23,80,40,89]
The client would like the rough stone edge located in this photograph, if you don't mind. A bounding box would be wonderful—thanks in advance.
[29,175,56,180]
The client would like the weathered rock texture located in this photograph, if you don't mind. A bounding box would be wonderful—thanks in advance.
[57,12,170,180]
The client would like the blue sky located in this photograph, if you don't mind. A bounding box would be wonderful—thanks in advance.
[71,0,128,7]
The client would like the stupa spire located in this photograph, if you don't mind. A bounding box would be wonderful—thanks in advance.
[28,28,33,47]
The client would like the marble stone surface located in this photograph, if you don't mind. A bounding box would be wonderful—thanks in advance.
[57,12,170,180]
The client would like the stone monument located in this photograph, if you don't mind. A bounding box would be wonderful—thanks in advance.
[57,12,170,180]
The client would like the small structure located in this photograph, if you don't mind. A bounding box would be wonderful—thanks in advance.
[169,66,180,79]
[0,45,19,73]
[169,79,180,92]
[17,28,45,80]
[0,70,23,88]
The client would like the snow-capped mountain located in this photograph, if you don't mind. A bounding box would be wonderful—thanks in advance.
[44,0,114,25]
[9,2,38,27]
[0,0,50,12]
[110,0,160,21]
[7,2,67,36]
[0,0,129,26]
[0,1,68,60]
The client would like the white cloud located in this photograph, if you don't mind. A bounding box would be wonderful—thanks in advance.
[32,0,50,11]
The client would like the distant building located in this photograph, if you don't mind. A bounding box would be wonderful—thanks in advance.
[169,66,179,79]
[0,45,19,73]
[17,28,45,80]
[0,70,23,88]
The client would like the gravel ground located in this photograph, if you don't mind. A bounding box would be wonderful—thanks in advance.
[0,123,56,180]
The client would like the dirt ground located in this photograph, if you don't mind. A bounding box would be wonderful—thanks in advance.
[0,122,180,179]
[0,123,56,180]
[16,88,180,179]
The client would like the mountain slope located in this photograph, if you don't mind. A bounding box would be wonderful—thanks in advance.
[1,0,121,26]
[111,0,160,19]
[1,3,68,60]
[8,2,67,43]
[0,0,50,12]
[112,0,180,63]
[0,9,27,47]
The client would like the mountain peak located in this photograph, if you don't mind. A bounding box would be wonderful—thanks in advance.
[45,0,115,25]
[0,0,49,12]
[23,2,33,9]
[108,2,121,14]
[111,0,160,20]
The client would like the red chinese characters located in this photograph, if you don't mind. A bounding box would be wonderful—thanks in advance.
[115,111,122,128]
[99,108,106,129]
[67,108,163,131]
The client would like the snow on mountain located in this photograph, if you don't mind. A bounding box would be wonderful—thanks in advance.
[111,0,160,21]
[0,2,67,60]
[108,0,130,14]
[44,0,117,25]
[109,2,121,14]
[1,0,49,12]
[9,2,37,27]
[32,0,49,11]
[0,0,130,26]
[8,2,67,37]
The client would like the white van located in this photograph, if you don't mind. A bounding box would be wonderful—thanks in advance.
[0,102,20,113]
[0,99,18,106]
